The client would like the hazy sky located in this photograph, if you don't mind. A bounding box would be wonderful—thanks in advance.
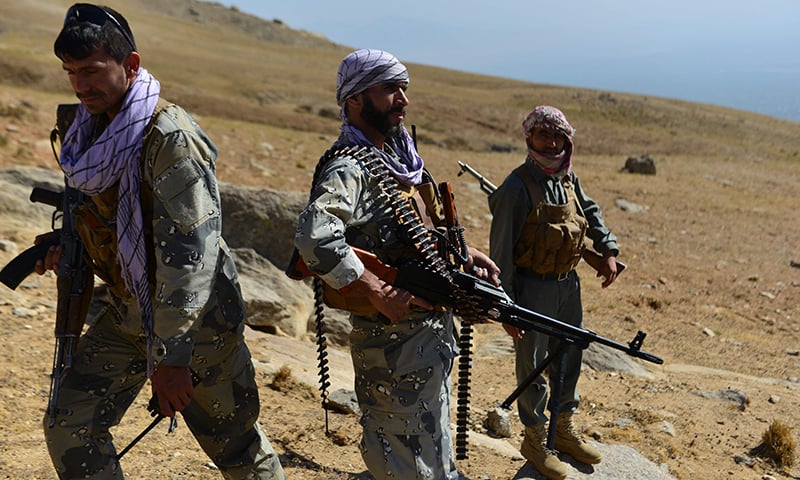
[218,0,800,121]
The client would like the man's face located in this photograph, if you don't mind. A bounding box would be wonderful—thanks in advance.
[61,48,136,119]
[527,126,567,155]
[359,81,409,137]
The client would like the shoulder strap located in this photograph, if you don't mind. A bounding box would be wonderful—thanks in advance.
[512,163,545,210]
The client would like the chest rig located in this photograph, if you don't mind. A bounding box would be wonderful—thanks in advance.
[512,164,588,275]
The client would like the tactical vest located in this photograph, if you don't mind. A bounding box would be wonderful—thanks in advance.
[72,98,171,300]
[512,163,588,275]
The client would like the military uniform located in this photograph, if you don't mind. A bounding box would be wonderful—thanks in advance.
[44,103,285,479]
[295,140,460,480]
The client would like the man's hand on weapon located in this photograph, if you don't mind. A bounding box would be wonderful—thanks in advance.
[347,268,434,323]
[150,365,195,418]
[464,246,500,287]
[464,246,525,339]
[33,232,62,275]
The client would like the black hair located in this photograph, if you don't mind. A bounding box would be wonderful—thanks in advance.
[54,5,135,63]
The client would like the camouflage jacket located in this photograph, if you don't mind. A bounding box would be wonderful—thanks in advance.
[74,102,244,366]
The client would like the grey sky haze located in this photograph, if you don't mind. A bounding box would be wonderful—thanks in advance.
[217,0,800,121]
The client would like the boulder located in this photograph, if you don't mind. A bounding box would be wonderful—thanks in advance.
[232,247,312,338]
[621,154,657,175]
[219,182,307,270]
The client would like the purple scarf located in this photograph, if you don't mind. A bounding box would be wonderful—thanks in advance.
[60,68,160,374]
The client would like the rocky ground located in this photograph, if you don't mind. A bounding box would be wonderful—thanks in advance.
[1,230,798,480]
[0,90,799,479]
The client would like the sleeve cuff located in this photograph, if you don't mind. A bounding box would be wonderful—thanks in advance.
[319,248,365,290]
[161,335,194,366]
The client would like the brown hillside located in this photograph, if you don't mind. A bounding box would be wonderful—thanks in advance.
[0,1,799,479]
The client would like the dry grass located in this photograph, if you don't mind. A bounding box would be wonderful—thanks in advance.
[754,420,797,468]
[269,365,296,392]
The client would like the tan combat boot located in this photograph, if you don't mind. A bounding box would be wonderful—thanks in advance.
[520,423,568,480]
[554,412,602,464]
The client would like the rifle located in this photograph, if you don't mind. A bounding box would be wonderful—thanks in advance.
[295,245,661,365]
[0,104,94,428]
[47,183,91,427]
[457,160,627,276]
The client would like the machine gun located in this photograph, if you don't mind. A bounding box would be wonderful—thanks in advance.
[457,160,626,276]
[291,242,663,455]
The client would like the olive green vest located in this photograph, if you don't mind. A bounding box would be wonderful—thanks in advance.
[512,164,588,275]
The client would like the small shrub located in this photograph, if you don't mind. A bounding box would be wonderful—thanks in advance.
[269,365,295,392]
[752,420,796,468]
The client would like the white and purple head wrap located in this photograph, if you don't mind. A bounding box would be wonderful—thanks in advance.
[336,49,423,185]
[522,105,575,177]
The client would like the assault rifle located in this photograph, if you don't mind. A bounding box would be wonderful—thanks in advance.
[0,182,90,430]
[0,104,94,427]
[456,160,627,276]
[46,183,91,427]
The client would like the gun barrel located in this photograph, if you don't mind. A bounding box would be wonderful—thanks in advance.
[457,161,497,194]
[453,271,663,365]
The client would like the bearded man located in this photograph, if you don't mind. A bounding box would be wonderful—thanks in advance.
[293,49,499,480]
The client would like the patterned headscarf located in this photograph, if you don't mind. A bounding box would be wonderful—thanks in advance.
[522,105,575,177]
[336,49,423,185]
[60,68,160,375]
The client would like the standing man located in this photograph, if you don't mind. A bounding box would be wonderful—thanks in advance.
[38,4,285,478]
[489,106,619,480]
[293,49,499,480]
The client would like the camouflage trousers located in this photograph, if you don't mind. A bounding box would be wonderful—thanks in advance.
[44,302,285,480]
[351,312,460,480]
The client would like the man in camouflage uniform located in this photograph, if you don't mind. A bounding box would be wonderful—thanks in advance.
[294,49,499,480]
[489,106,619,480]
[35,4,285,479]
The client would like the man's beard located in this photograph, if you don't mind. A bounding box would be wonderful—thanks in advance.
[361,96,404,138]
